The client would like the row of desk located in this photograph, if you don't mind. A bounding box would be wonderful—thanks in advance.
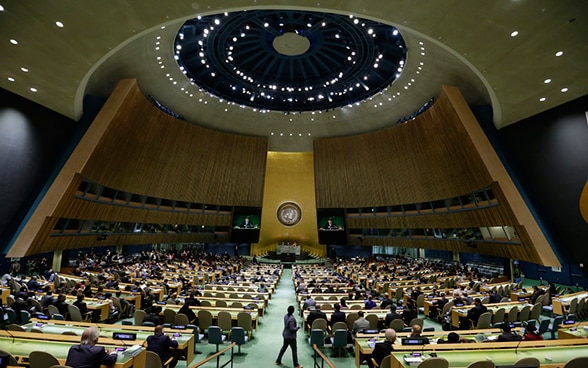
[354,328,588,368]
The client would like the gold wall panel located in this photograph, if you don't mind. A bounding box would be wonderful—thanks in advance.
[253,152,323,256]
[581,180,588,224]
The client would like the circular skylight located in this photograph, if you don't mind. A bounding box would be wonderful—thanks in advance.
[174,10,407,112]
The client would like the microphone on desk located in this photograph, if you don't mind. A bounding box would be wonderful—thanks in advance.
[5,328,15,343]
[514,335,523,354]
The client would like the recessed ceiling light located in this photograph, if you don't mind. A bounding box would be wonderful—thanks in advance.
[0,5,4,11]
[55,21,64,28]
[539,97,546,102]
[561,87,568,93]
[30,87,37,92]
[7,77,15,82]
[555,51,564,57]
[20,67,28,72]
[544,78,551,84]
[510,30,519,37]
[9,39,18,45]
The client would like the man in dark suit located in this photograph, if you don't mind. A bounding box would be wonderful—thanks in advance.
[306,304,328,328]
[147,325,179,368]
[384,305,403,327]
[370,329,396,368]
[463,298,488,328]
[66,326,118,368]
[497,323,522,342]
[330,303,346,326]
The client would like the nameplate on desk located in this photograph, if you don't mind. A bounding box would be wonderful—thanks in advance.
[113,332,137,341]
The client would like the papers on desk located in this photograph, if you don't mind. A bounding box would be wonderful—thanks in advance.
[122,345,143,357]
[403,356,423,366]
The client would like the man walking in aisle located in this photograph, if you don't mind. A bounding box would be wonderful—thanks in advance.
[276,305,303,368]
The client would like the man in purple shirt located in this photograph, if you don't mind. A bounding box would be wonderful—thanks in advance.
[276,305,302,368]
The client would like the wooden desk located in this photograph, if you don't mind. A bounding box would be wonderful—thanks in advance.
[353,327,523,368]
[389,340,588,368]
[552,291,588,316]
[23,319,194,363]
[450,301,528,328]
[558,321,588,340]
[0,332,146,368]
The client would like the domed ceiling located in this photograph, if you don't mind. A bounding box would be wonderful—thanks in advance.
[1,1,587,152]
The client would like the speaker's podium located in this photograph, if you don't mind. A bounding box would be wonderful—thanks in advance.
[280,253,296,262]
[276,243,300,264]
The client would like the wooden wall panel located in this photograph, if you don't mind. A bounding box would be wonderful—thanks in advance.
[314,88,492,208]
[315,86,558,266]
[81,80,268,207]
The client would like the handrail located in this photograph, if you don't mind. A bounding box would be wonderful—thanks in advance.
[190,342,236,368]
[312,344,335,368]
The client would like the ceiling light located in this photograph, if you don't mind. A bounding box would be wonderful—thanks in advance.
[30,87,37,92]
[555,51,564,57]
[9,39,18,45]
[539,97,546,102]
[0,5,4,11]
[55,21,64,28]
[544,79,551,84]
[20,67,28,72]
[7,77,15,82]
[561,87,568,92]
[510,30,519,37]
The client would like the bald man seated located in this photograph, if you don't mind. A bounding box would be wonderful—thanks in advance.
[370,329,396,368]
[409,324,430,344]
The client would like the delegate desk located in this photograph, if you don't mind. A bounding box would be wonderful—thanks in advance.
[353,327,524,368]
[558,321,588,340]
[0,331,146,368]
[23,319,194,363]
[388,340,588,368]
[552,291,588,316]
[64,295,111,321]
[450,301,528,328]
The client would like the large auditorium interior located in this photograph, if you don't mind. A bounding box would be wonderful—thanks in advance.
[1,2,588,368]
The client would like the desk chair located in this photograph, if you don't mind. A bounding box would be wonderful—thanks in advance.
[163,309,176,325]
[416,357,449,368]
[475,312,492,329]
[174,312,190,326]
[4,308,17,324]
[366,314,379,330]
[198,310,213,334]
[217,311,232,336]
[466,361,495,368]
[230,327,248,355]
[330,329,350,357]
[145,350,174,368]
[408,318,424,328]
[371,355,391,368]
[237,312,253,339]
[67,304,87,322]
[187,324,205,354]
[207,326,226,354]
[563,356,588,368]
[133,309,146,326]
[389,318,405,332]
[0,350,18,366]
[29,351,60,368]
[514,357,540,367]
[309,329,325,359]
[7,323,26,331]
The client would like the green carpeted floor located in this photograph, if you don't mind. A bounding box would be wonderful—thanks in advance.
[170,267,357,368]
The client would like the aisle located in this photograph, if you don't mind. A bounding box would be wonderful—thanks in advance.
[190,267,356,367]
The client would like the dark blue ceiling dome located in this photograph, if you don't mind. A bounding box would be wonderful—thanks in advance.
[174,10,407,112]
